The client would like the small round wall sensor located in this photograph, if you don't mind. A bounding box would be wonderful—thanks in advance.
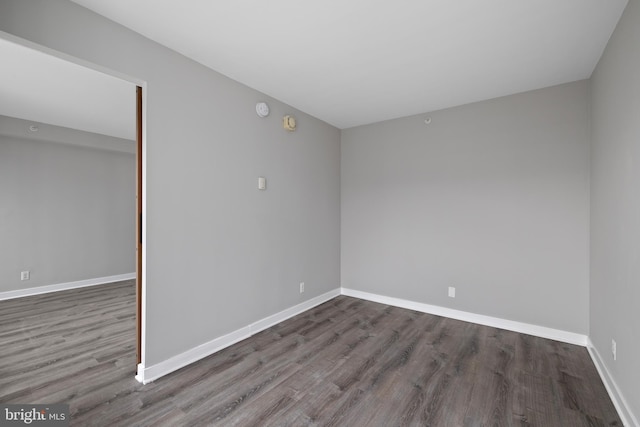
[256,102,270,118]
[29,125,39,132]
[424,117,432,125]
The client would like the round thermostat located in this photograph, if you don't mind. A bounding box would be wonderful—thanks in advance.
[256,102,270,118]
[283,115,296,131]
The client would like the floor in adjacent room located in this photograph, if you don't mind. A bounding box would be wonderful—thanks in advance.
[0,281,622,426]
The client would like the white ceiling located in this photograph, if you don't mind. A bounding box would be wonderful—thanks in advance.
[70,0,627,129]
[0,37,135,140]
[0,1,628,134]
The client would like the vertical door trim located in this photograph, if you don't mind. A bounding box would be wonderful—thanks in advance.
[136,86,143,365]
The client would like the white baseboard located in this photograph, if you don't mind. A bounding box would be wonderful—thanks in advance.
[340,288,588,346]
[137,324,252,384]
[248,289,341,334]
[135,363,145,384]
[587,338,639,427]
[0,273,136,301]
[136,288,341,384]
[138,286,590,384]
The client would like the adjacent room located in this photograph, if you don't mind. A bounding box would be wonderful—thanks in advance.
[0,0,638,425]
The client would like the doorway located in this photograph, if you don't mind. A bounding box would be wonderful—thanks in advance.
[0,34,145,373]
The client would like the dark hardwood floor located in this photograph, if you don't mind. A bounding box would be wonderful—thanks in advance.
[0,281,622,426]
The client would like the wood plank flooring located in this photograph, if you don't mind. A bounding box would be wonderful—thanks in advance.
[0,281,622,426]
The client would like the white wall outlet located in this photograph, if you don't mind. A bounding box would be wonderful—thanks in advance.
[21,271,30,281]
[448,286,455,298]
[612,339,617,361]
[299,282,305,293]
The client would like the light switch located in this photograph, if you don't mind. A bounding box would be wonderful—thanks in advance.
[258,177,266,190]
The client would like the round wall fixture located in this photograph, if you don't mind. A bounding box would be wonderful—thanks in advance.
[283,115,296,131]
[256,102,270,118]
[29,125,39,132]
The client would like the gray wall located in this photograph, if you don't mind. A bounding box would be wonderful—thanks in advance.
[342,81,590,334]
[590,0,640,420]
[0,0,341,366]
[0,116,135,292]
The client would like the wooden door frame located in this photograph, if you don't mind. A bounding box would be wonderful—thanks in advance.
[136,86,143,365]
